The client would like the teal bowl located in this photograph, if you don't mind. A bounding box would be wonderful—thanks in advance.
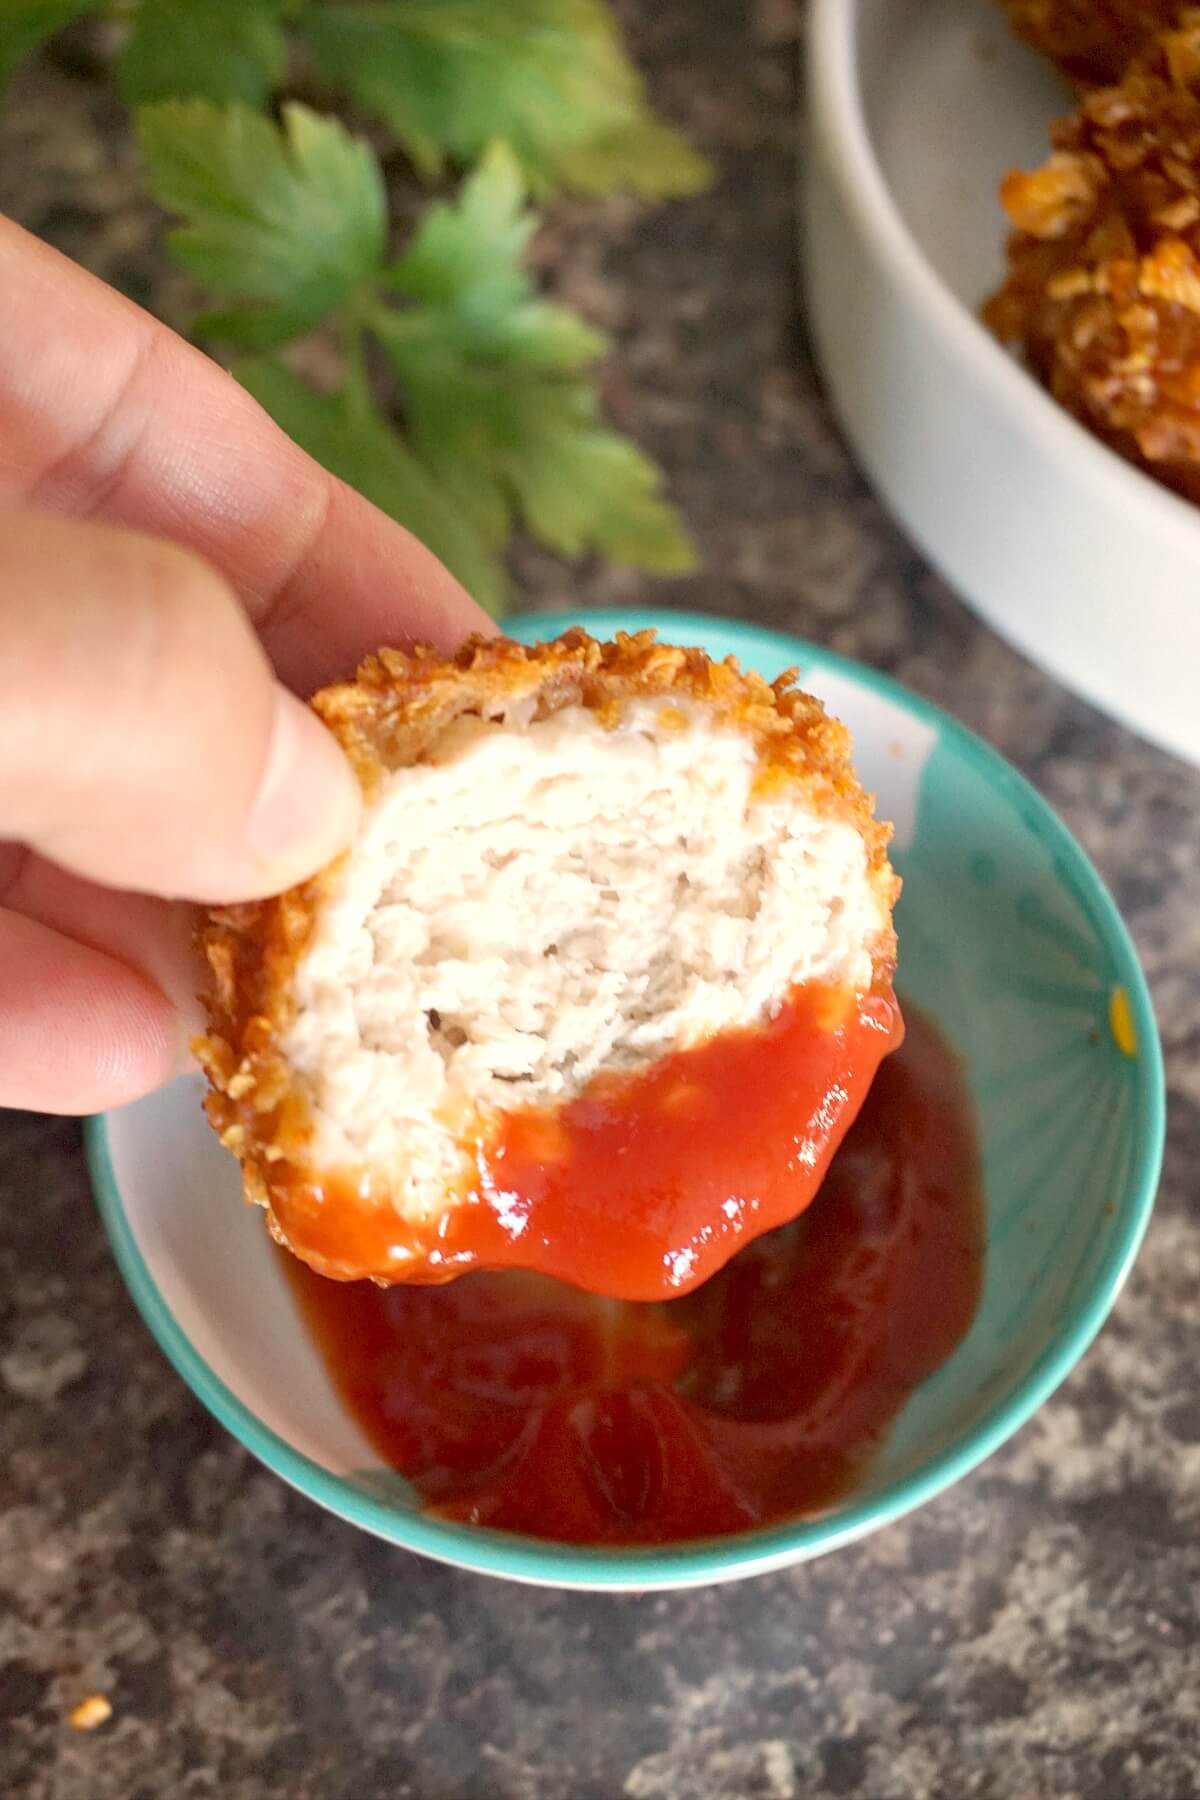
[86,610,1164,1589]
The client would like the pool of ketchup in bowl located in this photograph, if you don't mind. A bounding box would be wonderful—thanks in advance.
[281,1002,984,1546]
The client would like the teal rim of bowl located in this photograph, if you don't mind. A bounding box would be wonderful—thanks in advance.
[86,608,1166,1589]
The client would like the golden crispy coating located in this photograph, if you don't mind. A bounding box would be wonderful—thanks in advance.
[998,1,1182,89]
[194,629,899,1274]
[985,13,1200,498]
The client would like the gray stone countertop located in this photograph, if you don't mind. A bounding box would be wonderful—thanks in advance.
[1,5,1198,1797]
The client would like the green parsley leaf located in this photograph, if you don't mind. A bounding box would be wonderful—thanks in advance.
[382,138,604,371]
[237,355,510,615]
[120,0,287,109]
[137,100,386,326]
[299,0,709,199]
[552,111,713,204]
[0,0,96,95]
[190,304,318,352]
[375,144,694,572]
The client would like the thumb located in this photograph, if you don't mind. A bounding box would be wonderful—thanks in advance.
[0,512,360,901]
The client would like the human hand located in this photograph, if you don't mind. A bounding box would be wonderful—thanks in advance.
[0,217,493,1116]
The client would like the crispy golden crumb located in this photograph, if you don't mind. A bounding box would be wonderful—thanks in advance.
[997,1,1182,89]
[194,629,899,1280]
[985,13,1200,498]
[68,1696,112,1732]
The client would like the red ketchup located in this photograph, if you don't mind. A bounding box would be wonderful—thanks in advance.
[272,982,902,1301]
[281,1001,984,1546]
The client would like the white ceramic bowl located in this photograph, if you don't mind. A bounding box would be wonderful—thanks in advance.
[804,0,1200,767]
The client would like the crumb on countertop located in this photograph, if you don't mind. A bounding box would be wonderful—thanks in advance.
[68,1695,113,1731]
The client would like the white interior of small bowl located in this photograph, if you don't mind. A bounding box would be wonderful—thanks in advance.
[91,614,1161,1584]
[103,1075,380,1477]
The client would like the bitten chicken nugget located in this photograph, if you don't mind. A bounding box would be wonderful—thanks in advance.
[998,1,1182,89]
[985,13,1200,499]
[196,630,900,1302]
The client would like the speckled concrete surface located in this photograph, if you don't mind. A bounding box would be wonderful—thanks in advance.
[1,5,1198,1797]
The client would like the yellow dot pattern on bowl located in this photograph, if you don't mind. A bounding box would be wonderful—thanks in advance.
[1109,985,1138,1059]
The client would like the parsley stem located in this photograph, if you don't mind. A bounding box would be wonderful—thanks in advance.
[359,295,420,339]
[299,1,411,15]
[339,314,372,426]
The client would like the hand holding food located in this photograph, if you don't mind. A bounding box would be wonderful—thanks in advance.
[0,206,903,1315]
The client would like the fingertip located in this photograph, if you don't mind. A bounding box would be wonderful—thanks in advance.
[241,689,362,894]
[0,911,180,1113]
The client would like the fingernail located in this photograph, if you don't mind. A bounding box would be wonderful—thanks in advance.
[245,690,361,881]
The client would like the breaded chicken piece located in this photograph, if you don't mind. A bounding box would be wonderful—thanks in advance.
[196,630,899,1300]
[998,1,1182,89]
[985,13,1200,500]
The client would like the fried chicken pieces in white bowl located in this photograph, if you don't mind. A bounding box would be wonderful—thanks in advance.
[805,0,1200,767]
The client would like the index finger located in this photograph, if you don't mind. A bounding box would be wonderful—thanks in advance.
[0,216,494,692]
